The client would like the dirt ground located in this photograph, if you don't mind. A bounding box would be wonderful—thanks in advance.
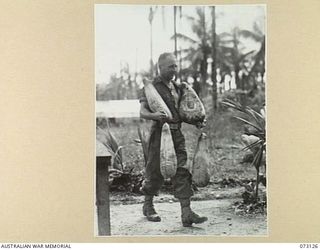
[109,186,267,236]
[103,109,267,236]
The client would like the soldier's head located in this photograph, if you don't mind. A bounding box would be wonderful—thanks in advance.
[158,53,178,81]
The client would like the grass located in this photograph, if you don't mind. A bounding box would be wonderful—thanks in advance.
[104,106,258,183]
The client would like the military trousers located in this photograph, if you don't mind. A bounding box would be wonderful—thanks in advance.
[141,122,193,199]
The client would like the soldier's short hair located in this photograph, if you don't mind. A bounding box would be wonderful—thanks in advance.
[158,52,175,67]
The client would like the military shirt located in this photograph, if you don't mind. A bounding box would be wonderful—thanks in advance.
[139,76,181,123]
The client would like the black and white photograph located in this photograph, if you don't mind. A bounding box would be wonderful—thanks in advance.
[95,4,266,236]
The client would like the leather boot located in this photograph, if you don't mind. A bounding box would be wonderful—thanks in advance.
[142,195,161,222]
[179,198,207,227]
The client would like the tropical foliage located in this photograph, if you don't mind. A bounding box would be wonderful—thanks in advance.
[221,99,266,200]
[172,7,211,97]
[167,7,265,109]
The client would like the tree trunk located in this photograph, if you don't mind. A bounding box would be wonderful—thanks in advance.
[250,38,265,77]
[235,66,246,105]
[179,46,182,81]
[200,56,207,98]
[200,7,207,98]
[174,6,177,58]
[149,7,154,77]
[232,28,241,90]
[193,74,201,96]
[211,6,217,111]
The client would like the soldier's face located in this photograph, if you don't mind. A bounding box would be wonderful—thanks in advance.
[159,55,178,81]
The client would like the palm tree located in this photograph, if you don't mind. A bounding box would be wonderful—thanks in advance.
[172,7,211,98]
[148,6,158,77]
[218,28,253,88]
[216,25,265,105]
[239,22,265,78]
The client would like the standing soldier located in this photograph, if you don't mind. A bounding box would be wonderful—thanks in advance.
[139,52,207,227]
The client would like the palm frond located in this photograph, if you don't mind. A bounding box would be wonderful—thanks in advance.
[171,33,198,44]
[195,6,205,19]
[97,126,124,171]
[218,57,234,69]
[177,48,194,54]
[250,144,264,170]
[218,39,235,47]
[218,32,233,39]
[222,99,265,134]
[244,107,265,130]
[191,50,204,63]
[218,46,234,53]
[245,106,265,120]
[253,22,264,37]
[234,116,263,133]
[237,50,256,64]
[183,15,196,23]
[114,145,124,164]
[181,47,198,60]
[221,99,244,112]
[222,98,266,200]
[242,139,263,152]
[238,29,262,41]
[191,23,204,39]
[249,39,265,74]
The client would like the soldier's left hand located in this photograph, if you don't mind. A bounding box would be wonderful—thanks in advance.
[195,119,207,129]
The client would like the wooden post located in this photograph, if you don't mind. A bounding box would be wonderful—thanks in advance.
[96,141,111,236]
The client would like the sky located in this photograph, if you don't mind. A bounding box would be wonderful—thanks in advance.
[95,4,265,84]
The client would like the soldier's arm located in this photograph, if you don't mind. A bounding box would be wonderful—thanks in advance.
[139,86,169,122]
[140,102,168,122]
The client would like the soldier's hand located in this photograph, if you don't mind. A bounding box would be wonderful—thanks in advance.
[153,111,169,123]
[195,119,207,129]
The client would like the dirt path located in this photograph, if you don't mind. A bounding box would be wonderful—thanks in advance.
[110,199,267,236]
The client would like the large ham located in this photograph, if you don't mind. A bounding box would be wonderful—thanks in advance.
[137,120,156,163]
[143,78,173,121]
[160,123,177,179]
[179,82,206,125]
[192,133,210,187]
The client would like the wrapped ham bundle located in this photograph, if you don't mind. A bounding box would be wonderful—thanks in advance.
[160,123,177,179]
[192,133,210,187]
[179,82,206,125]
[143,78,173,121]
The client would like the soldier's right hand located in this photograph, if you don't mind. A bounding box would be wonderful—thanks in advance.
[153,111,169,123]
